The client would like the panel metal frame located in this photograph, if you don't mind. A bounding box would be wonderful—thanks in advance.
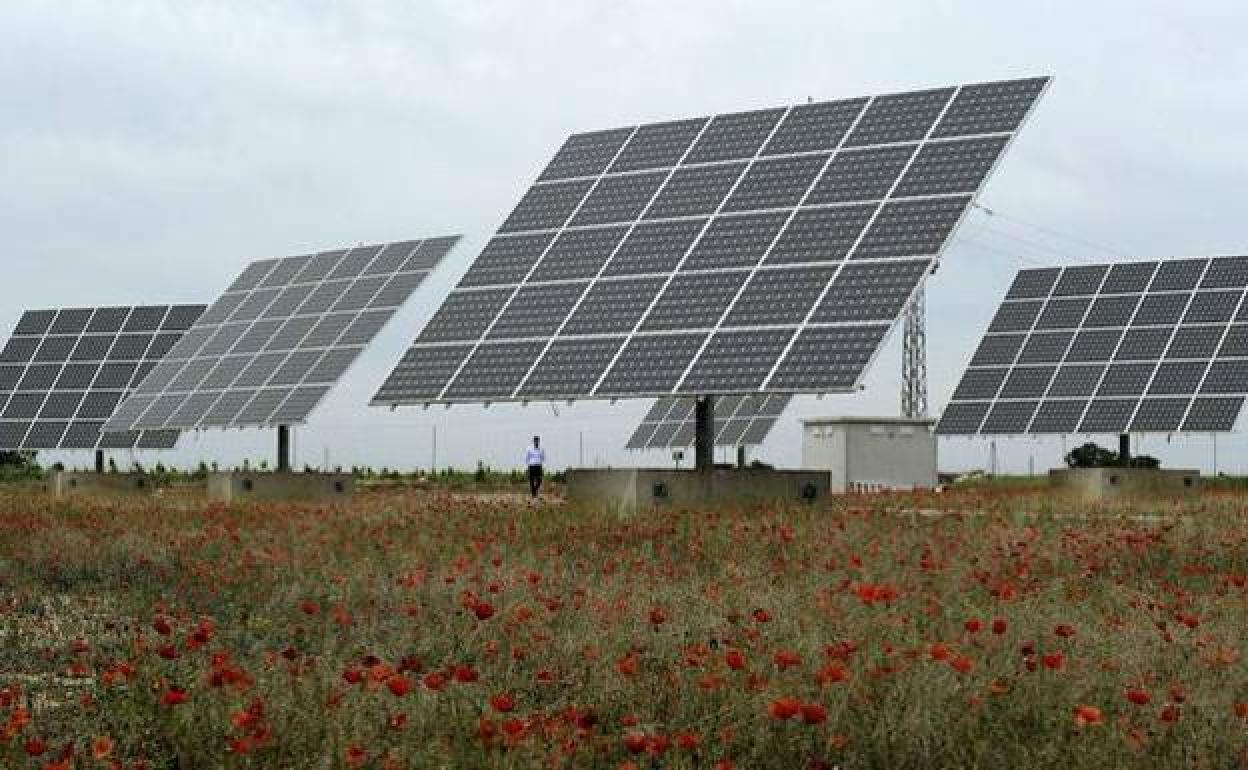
[0,305,206,450]
[107,238,459,432]
[377,77,1051,405]
[939,256,1248,435]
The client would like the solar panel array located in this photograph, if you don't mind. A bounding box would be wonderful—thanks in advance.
[626,393,792,450]
[937,257,1248,435]
[375,77,1050,406]
[0,305,206,450]
[106,237,459,432]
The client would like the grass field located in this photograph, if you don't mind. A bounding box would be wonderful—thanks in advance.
[1,484,1247,768]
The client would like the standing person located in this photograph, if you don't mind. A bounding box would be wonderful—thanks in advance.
[525,435,546,501]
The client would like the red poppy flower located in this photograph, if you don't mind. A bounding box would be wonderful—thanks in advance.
[489,692,515,713]
[386,674,412,697]
[949,655,974,674]
[815,662,851,685]
[1054,624,1076,639]
[152,617,173,636]
[23,738,47,757]
[160,687,189,706]
[623,732,648,754]
[422,672,446,691]
[1073,704,1103,726]
[676,732,701,750]
[767,696,801,720]
[648,607,667,626]
[473,602,495,621]
[964,618,983,634]
[91,735,115,760]
[853,583,899,605]
[773,649,801,671]
[725,649,746,670]
[991,618,1008,635]
[1233,702,1248,719]
[342,668,363,685]
[752,608,772,623]
[1125,689,1151,706]
[1041,651,1065,671]
[645,734,670,756]
[344,744,368,768]
[800,702,828,724]
[452,665,479,683]
[1159,704,1180,723]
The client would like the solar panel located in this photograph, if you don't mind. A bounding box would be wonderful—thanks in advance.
[938,256,1248,435]
[376,77,1049,405]
[0,305,206,450]
[626,393,793,450]
[105,237,459,432]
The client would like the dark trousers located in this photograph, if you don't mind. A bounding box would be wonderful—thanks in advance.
[527,465,543,498]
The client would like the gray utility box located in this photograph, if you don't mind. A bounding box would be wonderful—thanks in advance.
[565,467,829,512]
[1049,467,1200,501]
[50,471,156,500]
[206,472,354,503]
[802,417,937,493]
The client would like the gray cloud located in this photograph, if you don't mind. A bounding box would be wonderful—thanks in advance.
[3,0,1246,474]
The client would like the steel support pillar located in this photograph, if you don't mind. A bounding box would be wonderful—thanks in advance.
[694,396,715,474]
[277,425,292,473]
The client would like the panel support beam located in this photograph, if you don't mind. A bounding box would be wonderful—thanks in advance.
[277,425,292,473]
[1118,433,1131,467]
[95,450,105,474]
[694,395,715,474]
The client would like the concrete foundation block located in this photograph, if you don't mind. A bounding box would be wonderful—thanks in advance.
[50,471,156,500]
[206,472,354,503]
[566,468,829,512]
[1049,467,1200,501]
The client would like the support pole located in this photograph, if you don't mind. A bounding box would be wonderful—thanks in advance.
[1118,433,1130,468]
[277,425,291,473]
[736,445,746,469]
[95,450,105,474]
[694,395,715,474]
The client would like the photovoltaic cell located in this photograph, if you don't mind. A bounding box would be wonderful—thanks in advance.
[940,256,1248,434]
[0,305,206,449]
[106,237,458,432]
[377,77,1048,404]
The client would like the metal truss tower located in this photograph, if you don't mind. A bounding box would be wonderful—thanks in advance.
[901,286,928,419]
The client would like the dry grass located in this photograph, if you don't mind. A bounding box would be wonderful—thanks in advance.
[1,485,1247,768]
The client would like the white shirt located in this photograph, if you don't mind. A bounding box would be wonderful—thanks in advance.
[526,447,546,467]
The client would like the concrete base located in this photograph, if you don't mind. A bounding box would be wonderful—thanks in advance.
[565,467,829,512]
[1049,467,1200,501]
[206,472,354,503]
[50,471,156,500]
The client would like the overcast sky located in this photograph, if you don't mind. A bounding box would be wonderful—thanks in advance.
[3,1,1247,474]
